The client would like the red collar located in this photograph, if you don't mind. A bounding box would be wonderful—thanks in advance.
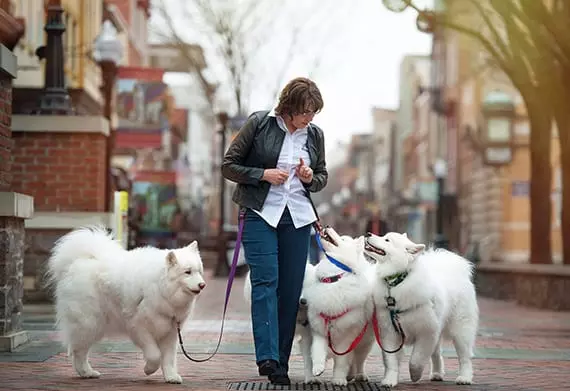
[319,309,350,322]
[320,273,345,283]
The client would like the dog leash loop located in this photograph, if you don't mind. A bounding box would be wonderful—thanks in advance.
[177,209,246,363]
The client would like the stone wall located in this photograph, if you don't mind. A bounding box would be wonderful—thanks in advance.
[476,263,570,311]
[0,217,25,334]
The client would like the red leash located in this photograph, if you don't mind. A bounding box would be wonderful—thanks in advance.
[320,310,369,356]
[371,308,406,354]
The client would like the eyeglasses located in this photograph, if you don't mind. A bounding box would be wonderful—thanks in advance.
[295,111,317,117]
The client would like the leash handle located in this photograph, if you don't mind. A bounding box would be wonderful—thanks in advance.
[178,209,247,363]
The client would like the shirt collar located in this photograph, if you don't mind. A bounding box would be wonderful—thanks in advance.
[268,108,309,133]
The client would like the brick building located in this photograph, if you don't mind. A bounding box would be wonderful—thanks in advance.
[0,0,34,352]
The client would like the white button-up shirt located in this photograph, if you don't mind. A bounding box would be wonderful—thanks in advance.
[253,110,317,229]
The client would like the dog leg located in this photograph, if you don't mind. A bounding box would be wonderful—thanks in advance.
[452,331,475,384]
[409,333,439,383]
[347,362,355,383]
[130,326,162,376]
[380,332,404,387]
[71,346,101,378]
[300,334,319,384]
[430,338,445,381]
[311,334,328,377]
[331,353,351,386]
[159,330,182,384]
[351,341,373,382]
[66,323,102,379]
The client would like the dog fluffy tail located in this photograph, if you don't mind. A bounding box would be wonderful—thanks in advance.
[46,226,122,285]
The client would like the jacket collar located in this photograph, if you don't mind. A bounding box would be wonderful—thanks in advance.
[268,108,309,134]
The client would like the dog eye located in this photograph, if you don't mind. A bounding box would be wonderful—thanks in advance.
[385,239,390,242]
[185,270,192,275]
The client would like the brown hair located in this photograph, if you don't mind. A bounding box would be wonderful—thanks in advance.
[275,77,324,117]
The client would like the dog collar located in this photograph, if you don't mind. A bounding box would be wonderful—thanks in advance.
[320,273,344,283]
[384,271,408,288]
[314,233,353,273]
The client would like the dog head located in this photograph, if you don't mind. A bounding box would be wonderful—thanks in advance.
[165,240,206,296]
[315,226,368,278]
[364,232,425,277]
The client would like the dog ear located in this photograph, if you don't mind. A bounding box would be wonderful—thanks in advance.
[406,243,425,255]
[355,236,365,250]
[166,251,178,267]
[185,240,199,252]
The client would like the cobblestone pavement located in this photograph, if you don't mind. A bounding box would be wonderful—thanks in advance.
[1,270,569,390]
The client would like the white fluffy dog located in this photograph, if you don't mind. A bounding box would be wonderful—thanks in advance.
[364,232,479,387]
[304,228,375,386]
[244,263,318,383]
[46,227,206,384]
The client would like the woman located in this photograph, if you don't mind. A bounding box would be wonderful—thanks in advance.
[222,77,328,385]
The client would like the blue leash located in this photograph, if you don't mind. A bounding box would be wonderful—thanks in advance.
[314,229,353,273]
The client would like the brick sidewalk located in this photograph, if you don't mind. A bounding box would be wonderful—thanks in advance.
[1,271,569,390]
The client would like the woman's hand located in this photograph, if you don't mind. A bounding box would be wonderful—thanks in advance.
[296,158,313,184]
[262,169,289,185]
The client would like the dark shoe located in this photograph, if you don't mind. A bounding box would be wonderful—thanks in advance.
[269,367,291,385]
[257,359,278,376]
[269,373,291,385]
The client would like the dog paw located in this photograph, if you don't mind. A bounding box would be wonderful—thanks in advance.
[78,369,101,379]
[353,373,369,382]
[164,373,183,384]
[144,360,160,376]
[332,377,348,386]
[312,364,325,377]
[409,364,424,383]
[381,372,398,387]
[304,377,321,384]
[455,375,472,385]
[430,372,444,381]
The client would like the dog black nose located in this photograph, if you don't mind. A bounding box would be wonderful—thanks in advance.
[365,232,372,238]
[299,298,307,306]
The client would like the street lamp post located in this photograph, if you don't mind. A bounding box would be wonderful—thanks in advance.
[433,158,448,249]
[36,0,73,115]
[93,20,123,211]
[215,112,230,277]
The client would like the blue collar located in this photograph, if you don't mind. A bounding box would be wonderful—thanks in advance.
[315,233,353,273]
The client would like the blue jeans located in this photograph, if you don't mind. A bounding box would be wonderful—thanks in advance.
[242,207,311,371]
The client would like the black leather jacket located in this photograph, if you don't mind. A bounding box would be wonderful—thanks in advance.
[222,110,328,211]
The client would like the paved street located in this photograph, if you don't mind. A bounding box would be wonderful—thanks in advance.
[1,270,569,391]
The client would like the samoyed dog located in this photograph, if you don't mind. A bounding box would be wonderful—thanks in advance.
[304,227,375,386]
[364,232,479,387]
[45,227,206,384]
[244,263,318,383]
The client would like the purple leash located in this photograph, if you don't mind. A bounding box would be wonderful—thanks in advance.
[177,209,246,362]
